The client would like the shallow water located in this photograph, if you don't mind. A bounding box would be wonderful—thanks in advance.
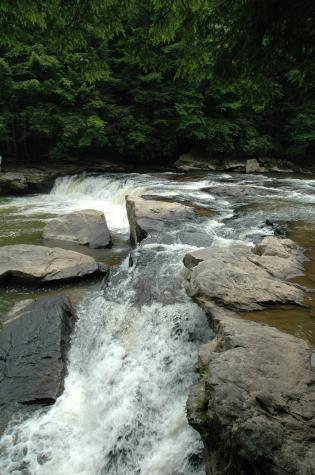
[0,171,314,474]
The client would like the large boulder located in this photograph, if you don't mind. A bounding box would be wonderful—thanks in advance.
[0,170,54,194]
[183,237,305,311]
[187,310,315,475]
[246,158,266,174]
[0,244,108,284]
[126,195,195,244]
[43,209,111,249]
[0,296,77,403]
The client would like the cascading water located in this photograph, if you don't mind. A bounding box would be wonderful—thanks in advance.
[0,171,315,474]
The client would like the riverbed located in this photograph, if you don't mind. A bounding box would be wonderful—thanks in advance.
[0,171,314,475]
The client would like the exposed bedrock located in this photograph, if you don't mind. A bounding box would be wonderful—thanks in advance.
[0,296,77,403]
[0,244,109,284]
[183,237,305,311]
[126,195,195,245]
[187,310,315,475]
[183,236,315,474]
[174,152,306,174]
[43,209,112,249]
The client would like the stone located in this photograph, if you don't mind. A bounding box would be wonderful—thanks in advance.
[183,237,305,311]
[203,184,276,198]
[174,152,217,172]
[0,296,77,403]
[251,236,305,279]
[174,152,246,173]
[246,158,266,174]
[0,170,54,194]
[126,195,195,245]
[187,311,315,475]
[43,209,111,249]
[0,244,108,284]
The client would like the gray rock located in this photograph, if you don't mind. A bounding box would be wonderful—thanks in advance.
[246,158,266,173]
[204,184,275,198]
[174,152,246,172]
[174,152,217,171]
[0,244,108,284]
[43,209,111,249]
[183,237,305,311]
[187,310,315,475]
[126,195,195,245]
[0,296,77,403]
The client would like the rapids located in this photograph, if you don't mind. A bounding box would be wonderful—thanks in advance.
[0,171,314,474]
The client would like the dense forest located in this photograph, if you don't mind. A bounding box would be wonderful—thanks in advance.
[0,0,314,163]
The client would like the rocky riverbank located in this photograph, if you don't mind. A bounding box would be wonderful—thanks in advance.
[0,172,314,474]
[1,153,314,196]
[182,237,315,474]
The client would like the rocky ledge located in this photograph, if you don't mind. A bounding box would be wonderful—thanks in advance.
[126,195,195,245]
[0,244,108,284]
[183,236,315,474]
[0,296,76,403]
[175,152,314,174]
[43,209,112,249]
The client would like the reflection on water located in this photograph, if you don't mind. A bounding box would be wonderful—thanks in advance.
[241,220,315,346]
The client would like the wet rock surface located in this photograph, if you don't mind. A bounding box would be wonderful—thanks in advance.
[174,152,305,174]
[43,209,112,249]
[183,237,315,474]
[187,310,315,475]
[183,237,305,311]
[0,244,108,284]
[0,296,77,403]
[126,195,195,244]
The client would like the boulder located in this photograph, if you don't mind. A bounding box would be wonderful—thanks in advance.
[0,244,108,284]
[174,152,217,172]
[203,184,276,198]
[174,152,246,173]
[43,209,111,249]
[187,310,315,475]
[0,296,77,403]
[246,158,266,174]
[183,237,305,311]
[126,195,195,245]
[0,170,54,194]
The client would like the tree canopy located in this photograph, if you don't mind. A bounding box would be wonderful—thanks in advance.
[0,0,314,163]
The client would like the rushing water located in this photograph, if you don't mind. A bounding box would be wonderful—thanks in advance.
[0,171,315,474]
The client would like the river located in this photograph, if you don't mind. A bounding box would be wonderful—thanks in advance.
[0,171,314,475]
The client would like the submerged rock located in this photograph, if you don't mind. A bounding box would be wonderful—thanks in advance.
[187,310,315,475]
[0,296,77,403]
[126,195,195,245]
[183,237,305,311]
[0,244,108,284]
[43,209,112,249]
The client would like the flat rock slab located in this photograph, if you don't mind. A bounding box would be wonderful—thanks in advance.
[0,244,108,284]
[43,209,111,249]
[126,195,195,244]
[0,296,77,403]
[183,237,305,310]
[187,311,315,475]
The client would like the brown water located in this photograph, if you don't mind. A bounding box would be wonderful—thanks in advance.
[0,197,131,318]
[241,221,315,346]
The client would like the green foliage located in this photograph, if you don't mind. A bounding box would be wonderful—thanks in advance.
[0,0,314,162]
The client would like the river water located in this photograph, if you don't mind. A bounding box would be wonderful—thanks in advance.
[0,171,314,475]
